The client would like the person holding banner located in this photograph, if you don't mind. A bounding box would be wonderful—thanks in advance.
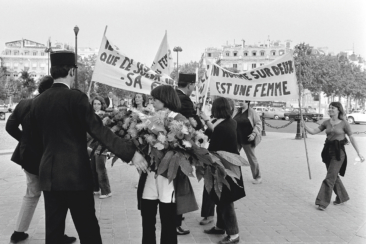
[232,101,263,184]
[200,97,244,244]
[302,102,364,211]
[137,85,198,244]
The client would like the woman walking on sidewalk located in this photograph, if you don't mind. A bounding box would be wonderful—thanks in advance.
[303,102,364,211]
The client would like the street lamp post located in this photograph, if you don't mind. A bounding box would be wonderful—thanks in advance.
[73,26,79,89]
[44,41,52,75]
[173,46,182,84]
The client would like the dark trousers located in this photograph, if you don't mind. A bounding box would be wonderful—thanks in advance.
[141,199,177,244]
[201,188,215,218]
[176,214,183,227]
[90,154,111,195]
[216,202,239,235]
[43,191,102,244]
[315,150,350,208]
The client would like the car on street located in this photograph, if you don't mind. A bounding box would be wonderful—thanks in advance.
[283,108,323,122]
[347,110,366,124]
[262,107,286,120]
[252,106,269,114]
[0,104,12,120]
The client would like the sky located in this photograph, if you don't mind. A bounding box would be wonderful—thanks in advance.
[0,0,365,65]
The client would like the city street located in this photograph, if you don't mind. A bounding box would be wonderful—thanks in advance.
[0,129,365,243]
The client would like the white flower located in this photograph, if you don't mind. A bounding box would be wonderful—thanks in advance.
[181,125,189,134]
[157,133,167,143]
[182,140,192,148]
[153,142,165,150]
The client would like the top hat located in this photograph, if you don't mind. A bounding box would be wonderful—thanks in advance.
[50,51,77,67]
[178,73,196,83]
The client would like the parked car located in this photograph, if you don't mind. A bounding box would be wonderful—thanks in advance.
[252,106,269,114]
[263,107,286,120]
[284,108,323,122]
[347,110,366,124]
[0,104,12,120]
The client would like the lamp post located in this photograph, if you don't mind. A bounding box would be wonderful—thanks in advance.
[173,46,182,83]
[44,41,52,75]
[73,25,79,89]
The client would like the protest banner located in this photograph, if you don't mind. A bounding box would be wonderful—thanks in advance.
[208,51,299,101]
[92,32,174,95]
[151,31,173,77]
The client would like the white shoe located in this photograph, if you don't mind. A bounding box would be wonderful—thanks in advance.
[252,178,262,184]
[99,193,112,199]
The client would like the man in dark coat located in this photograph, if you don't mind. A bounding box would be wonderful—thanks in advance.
[104,91,114,109]
[176,73,204,131]
[175,73,204,235]
[6,76,76,244]
[30,51,148,244]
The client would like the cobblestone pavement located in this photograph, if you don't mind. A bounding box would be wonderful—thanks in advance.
[0,132,365,244]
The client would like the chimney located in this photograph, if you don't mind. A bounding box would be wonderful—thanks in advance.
[242,39,245,47]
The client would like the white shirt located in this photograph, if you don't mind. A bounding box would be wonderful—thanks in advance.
[108,97,113,108]
[54,82,70,89]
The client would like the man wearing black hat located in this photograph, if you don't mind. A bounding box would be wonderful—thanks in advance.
[30,51,148,244]
[175,73,204,235]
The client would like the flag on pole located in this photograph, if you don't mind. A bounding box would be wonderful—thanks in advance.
[151,31,173,77]
[92,33,174,95]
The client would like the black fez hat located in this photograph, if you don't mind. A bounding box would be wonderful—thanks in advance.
[178,73,196,83]
[50,51,77,68]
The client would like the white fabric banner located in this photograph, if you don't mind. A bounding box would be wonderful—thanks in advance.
[92,35,174,95]
[208,52,299,101]
[151,31,173,77]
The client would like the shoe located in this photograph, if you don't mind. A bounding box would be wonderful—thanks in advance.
[99,193,112,199]
[252,178,262,184]
[10,231,29,242]
[219,235,240,244]
[176,226,190,235]
[200,217,214,225]
[333,198,346,205]
[204,226,225,235]
[64,234,77,244]
[317,205,326,211]
[93,191,100,195]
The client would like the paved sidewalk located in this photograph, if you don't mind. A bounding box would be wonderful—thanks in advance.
[0,132,365,244]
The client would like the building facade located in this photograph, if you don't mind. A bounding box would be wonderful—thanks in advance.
[0,39,72,81]
[204,39,293,71]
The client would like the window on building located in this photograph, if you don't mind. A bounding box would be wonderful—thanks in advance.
[260,63,264,66]
[24,51,29,55]
[233,52,237,57]
[252,63,256,69]
[225,52,230,56]
[233,64,237,68]
[279,50,284,55]
[260,51,265,56]
[207,53,212,57]
[252,51,257,56]
[271,51,276,56]
[33,51,37,56]
[243,52,248,56]
[41,52,45,56]
[207,65,210,69]
[14,50,19,55]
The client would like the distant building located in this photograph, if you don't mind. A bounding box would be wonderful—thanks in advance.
[203,38,293,71]
[0,39,71,81]
[78,47,99,59]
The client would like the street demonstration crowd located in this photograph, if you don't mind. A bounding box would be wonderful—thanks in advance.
[5,51,365,244]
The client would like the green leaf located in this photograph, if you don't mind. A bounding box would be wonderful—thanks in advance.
[179,156,194,177]
[150,147,165,165]
[167,153,180,183]
[157,151,174,176]
[111,156,119,167]
[209,153,225,168]
[195,166,205,182]
[204,167,213,194]
[216,151,249,166]
[192,147,213,166]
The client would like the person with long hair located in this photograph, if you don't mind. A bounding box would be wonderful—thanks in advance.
[137,85,198,244]
[233,100,262,184]
[303,102,364,211]
[89,96,112,199]
[131,93,147,110]
[200,97,245,244]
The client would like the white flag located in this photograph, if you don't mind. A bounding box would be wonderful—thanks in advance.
[151,31,173,77]
[92,34,174,95]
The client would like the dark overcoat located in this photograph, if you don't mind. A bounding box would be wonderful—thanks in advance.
[6,99,41,175]
[175,89,204,130]
[206,118,246,204]
[30,83,136,191]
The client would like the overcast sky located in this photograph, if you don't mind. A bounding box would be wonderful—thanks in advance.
[0,0,365,65]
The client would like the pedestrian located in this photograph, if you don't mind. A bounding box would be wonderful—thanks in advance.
[137,85,198,244]
[6,76,76,243]
[232,100,263,184]
[303,102,364,211]
[104,91,115,109]
[30,51,148,244]
[132,93,148,111]
[200,97,245,244]
[175,73,204,235]
[89,96,112,199]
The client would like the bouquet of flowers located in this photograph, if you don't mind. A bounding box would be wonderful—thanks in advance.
[89,108,248,199]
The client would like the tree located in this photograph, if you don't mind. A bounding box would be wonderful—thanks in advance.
[17,70,37,99]
[170,61,205,81]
